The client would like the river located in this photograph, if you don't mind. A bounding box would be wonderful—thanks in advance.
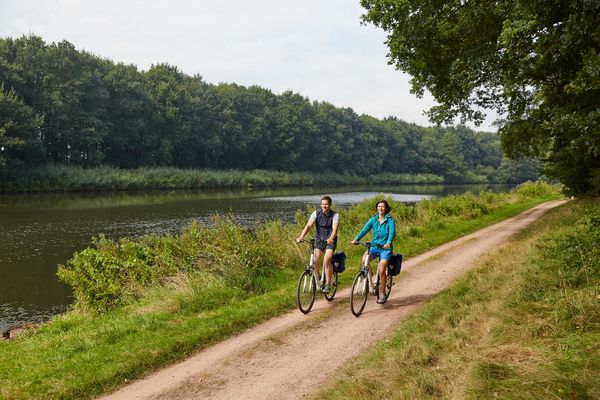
[0,184,513,331]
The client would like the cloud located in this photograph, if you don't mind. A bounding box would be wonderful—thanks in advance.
[0,0,496,130]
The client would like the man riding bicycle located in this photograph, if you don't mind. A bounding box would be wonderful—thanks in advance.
[296,196,340,294]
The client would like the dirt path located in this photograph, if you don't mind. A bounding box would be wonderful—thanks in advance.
[99,200,565,400]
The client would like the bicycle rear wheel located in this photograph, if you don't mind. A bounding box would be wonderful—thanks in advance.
[350,270,368,317]
[324,271,339,301]
[296,270,316,314]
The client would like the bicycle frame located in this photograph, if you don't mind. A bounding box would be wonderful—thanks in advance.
[350,241,392,316]
[296,238,339,314]
[358,242,383,291]
[304,239,327,290]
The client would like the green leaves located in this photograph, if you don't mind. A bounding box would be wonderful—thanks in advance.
[362,0,600,194]
[0,34,543,184]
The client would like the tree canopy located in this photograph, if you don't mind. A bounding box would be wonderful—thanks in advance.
[361,0,600,194]
[0,35,540,184]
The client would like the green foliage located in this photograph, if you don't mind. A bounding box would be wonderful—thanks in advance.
[0,84,43,166]
[56,181,561,313]
[57,218,299,312]
[361,0,600,194]
[0,164,444,192]
[0,34,541,185]
[513,180,562,198]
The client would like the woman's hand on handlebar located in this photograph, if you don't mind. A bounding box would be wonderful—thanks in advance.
[351,240,359,245]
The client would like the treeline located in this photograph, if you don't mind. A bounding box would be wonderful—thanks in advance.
[0,35,539,183]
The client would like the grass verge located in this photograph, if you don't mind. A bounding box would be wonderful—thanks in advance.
[0,164,442,193]
[312,197,599,400]
[0,182,564,399]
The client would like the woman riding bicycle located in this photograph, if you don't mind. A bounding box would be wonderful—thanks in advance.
[351,199,396,304]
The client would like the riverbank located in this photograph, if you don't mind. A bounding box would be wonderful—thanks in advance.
[0,164,443,193]
[0,182,563,399]
[314,196,599,400]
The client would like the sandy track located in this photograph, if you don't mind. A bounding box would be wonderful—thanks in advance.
[99,200,565,400]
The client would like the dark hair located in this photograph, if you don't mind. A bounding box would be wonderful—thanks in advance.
[321,196,332,205]
[376,200,391,214]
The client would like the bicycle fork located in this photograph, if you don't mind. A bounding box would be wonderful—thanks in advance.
[364,252,379,294]
[308,251,323,292]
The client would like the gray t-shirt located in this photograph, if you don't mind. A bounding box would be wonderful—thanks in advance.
[309,210,340,223]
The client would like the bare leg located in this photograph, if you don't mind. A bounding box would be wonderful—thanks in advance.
[313,248,323,285]
[378,259,390,295]
[323,249,334,285]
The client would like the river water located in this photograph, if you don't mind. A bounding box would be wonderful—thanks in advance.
[0,184,513,331]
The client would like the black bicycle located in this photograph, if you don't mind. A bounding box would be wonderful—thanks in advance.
[350,242,394,317]
[296,238,339,314]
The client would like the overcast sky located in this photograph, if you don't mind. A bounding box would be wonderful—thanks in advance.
[0,0,495,130]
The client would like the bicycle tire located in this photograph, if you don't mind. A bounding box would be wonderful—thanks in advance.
[296,269,316,314]
[384,274,393,301]
[324,271,339,301]
[350,270,368,317]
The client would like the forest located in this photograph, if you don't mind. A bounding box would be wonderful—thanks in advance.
[0,35,539,185]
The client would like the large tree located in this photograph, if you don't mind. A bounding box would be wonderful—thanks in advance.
[361,0,600,193]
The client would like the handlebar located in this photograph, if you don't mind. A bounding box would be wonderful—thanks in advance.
[352,241,384,249]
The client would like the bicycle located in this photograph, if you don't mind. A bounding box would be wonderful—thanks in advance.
[296,238,339,314]
[350,242,394,317]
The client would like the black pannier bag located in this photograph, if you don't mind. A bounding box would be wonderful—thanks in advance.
[332,251,346,273]
[388,254,402,276]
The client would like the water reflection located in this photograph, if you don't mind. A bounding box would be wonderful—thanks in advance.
[261,192,433,204]
[0,184,513,331]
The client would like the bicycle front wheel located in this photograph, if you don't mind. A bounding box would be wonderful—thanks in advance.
[350,270,369,317]
[296,270,316,314]
[384,274,393,302]
[324,271,339,301]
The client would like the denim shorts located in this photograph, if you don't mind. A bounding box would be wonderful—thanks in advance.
[370,247,393,261]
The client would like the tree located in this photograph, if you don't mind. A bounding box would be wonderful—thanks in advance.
[0,85,44,167]
[361,0,600,193]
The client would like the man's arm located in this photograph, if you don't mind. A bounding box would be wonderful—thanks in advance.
[296,211,317,242]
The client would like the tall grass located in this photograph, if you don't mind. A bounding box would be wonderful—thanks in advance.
[0,182,563,399]
[313,197,598,400]
[0,164,443,193]
[58,181,561,313]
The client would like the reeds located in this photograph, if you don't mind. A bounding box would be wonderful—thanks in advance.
[0,164,444,192]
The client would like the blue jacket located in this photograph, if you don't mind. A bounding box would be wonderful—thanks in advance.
[354,213,396,247]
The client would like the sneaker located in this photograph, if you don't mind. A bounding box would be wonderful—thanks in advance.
[369,287,376,295]
[322,284,330,294]
[377,292,386,304]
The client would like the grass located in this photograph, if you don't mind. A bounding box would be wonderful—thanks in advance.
[311,197,599,400]
[0,182,565,399]
[0,164,443,193]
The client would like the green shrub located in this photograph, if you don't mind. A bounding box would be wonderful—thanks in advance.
[514,180,561,197]
[57,182,563,313]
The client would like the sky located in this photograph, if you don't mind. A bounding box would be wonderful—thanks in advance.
[0,0,496,130]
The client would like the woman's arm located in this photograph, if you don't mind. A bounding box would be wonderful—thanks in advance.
[386,218,396,246]
[353,217,373,242]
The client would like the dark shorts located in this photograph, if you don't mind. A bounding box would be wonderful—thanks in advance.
[315,239,337,251]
